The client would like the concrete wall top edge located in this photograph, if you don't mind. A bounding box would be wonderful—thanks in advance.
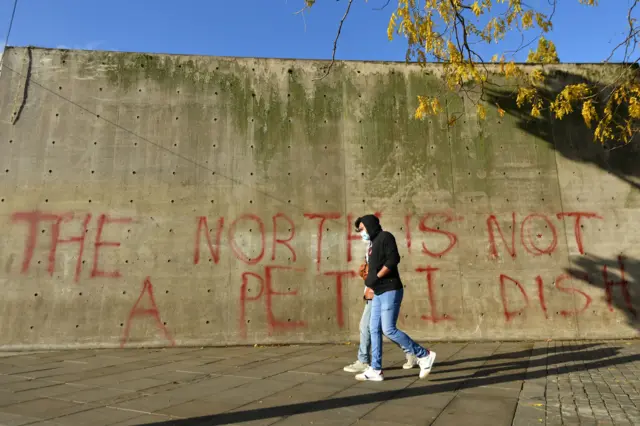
[3,45,635,73]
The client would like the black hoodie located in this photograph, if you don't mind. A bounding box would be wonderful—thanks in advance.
[358,215,403,296]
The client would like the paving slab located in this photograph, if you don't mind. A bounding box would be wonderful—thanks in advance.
[1,341,640,425]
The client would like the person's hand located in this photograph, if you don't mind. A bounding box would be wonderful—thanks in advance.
[365,272,378,288]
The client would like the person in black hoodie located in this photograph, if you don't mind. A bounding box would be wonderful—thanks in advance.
[353,214,436,382]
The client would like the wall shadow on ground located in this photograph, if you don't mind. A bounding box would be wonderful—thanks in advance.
[564,255,640,332]
[148,345,636,425]
[483,71,640,191]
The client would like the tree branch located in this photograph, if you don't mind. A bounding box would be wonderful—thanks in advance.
[315,0,355,81]
[373,0,391,11]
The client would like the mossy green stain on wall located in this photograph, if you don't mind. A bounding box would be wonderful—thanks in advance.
[355,69,454,199]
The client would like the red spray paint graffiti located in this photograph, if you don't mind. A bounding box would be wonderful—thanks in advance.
[11,211,131,281]
[416,266,453,323]
[120,276,175,347]
[239,265,307,337]
[324,270,357,328]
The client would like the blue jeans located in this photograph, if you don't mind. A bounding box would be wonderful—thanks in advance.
[358,300,409,364]
[369,288,428,370]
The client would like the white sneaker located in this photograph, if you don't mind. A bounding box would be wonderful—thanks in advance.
[343,360,369,373]
[418,350,436,379]
[403,353,418,369]
[355,366,384,381]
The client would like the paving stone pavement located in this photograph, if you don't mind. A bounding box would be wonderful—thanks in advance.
[1,340,640,425]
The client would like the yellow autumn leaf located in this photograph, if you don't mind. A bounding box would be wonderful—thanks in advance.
[472,1,482,16]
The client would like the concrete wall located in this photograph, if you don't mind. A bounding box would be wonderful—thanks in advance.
[0,46,639,349]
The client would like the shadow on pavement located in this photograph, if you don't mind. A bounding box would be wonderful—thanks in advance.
[429,346,618,381]
[148,345,637,425]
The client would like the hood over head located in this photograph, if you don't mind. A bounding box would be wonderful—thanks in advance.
[359,214,382,240]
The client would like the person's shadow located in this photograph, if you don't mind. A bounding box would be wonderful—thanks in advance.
[146,343,636,425]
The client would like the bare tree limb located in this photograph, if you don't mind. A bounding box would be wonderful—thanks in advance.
[315,0,355,81]
[373,0,391,11]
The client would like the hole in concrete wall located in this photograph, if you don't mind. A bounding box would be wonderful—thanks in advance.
[172,171,176,175]
[287,172,291,175]
[132,171,136,175]
[45,199,48,203]
[207,289,211,292]
[1,198,3,202]
[34,293,38,297]
[120,323,123,327]
[288,69,293,74]
[9,140,12,143]
[88,199,92,203]
[165,290,169,294]
[176,117,179,120]
[215,91,218,95]
[288,200,291,203]
[58,86,62,90]
[96,115,100,118]
[5,169,8,173]
[79,292,82,296]
[250,200,253,204]
[91,170,95,174]
[30,326,33,329]
[171,200,174,203]
[206,320,210,324]
[163,321,167,325]
[167,259,171,263]
[122,291,126,295]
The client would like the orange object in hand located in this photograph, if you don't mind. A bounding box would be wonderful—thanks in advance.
[358,263,369,280]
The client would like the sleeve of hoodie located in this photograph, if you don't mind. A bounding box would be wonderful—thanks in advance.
[382,233,401,269]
